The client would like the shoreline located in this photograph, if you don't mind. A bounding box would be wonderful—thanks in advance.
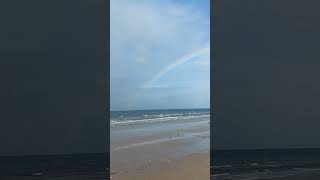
[111,109,210,180]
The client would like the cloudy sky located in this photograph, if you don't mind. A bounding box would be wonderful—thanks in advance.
[110,0,210,111]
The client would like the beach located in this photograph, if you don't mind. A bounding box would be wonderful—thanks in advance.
[112,151,209,180]
[111,109,210,180]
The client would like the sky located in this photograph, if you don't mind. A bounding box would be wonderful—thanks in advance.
[213,0,320,149]
[110,0,210,111]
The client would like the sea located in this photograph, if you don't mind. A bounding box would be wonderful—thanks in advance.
[0,153,107,179]
[211,149,320,179]
[110,108,210,154]
[110,108,210,127]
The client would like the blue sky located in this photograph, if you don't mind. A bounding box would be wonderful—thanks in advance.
[111,0,210,111]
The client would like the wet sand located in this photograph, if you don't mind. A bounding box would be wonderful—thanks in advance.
[111,114,210,180]
[112,152,209,180]
[111,136,209,180]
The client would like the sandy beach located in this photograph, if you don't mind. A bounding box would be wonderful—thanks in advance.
[111,109,210,180]
[112,152,209,180]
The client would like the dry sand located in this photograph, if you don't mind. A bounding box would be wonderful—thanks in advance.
[111,152,209,180]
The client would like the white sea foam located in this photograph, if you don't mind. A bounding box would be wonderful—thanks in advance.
[211,173,231,178]
[111,114,209,126]
[293,167,320,171]
[212,165,232,168]
[231,171,270,180]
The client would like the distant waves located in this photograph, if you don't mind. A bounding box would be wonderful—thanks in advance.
[110,109,209,126]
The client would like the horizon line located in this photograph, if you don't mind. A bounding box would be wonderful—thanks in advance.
[110,107,210,112]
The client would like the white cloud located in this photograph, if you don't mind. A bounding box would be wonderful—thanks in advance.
[110,0,210,110]
[142,44,209,88]
[135,57,147,64]
[111,0,209,66]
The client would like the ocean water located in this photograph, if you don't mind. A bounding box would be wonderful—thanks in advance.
[0,153,107,178]
[111,108,210,127]
[211,148,320,179]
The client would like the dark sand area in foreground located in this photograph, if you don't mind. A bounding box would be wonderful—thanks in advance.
[112,152,209,180]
